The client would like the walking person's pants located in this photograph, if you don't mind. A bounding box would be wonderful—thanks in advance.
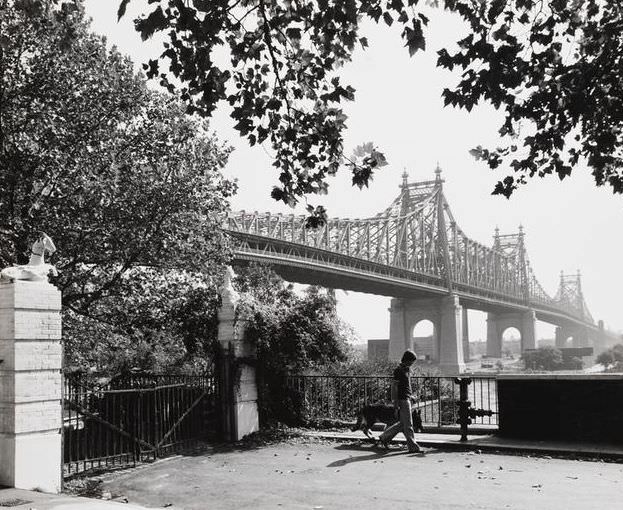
[379,399,419,451]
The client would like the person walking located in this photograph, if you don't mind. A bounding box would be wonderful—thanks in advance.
[377,349,421,453]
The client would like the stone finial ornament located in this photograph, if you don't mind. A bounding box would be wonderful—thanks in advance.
[220,265,239,306]
[1,232,58,282]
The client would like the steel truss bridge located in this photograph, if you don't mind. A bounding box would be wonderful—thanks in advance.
[225,168,602,331]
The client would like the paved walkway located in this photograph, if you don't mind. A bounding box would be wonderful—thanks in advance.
[2,432,622,509]
[0,487,149,509]
[57,439,623,509]
[306,430,623,460]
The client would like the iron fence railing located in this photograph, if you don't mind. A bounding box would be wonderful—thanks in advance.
[62,372,219,478]
[284,374,498,429]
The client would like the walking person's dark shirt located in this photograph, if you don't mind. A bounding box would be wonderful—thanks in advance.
[393,364,412,400]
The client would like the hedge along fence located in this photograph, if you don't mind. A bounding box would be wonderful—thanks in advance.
[261,374,498,429]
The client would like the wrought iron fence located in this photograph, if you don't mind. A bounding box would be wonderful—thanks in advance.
[62,372,219,478]
[284,374,498,429]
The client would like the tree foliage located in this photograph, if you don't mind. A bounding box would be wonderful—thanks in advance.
[118,0,441,224]
[522,346,564,371]
[439,0,623,197]
[596,343,623,372]
[1,1,235,373]
[236,264,353,372]
[234,263,356,423]
[118,0,623,211]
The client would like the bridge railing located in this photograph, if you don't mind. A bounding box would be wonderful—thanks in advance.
[283,374,498,431]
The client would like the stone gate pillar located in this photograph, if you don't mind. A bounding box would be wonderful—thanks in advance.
[217,269,259,442]
[0,281,62,493]
[438,294,466,375]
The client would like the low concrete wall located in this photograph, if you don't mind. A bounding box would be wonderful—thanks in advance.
[497,374,623,444]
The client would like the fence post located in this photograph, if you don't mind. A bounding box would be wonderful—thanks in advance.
[455,377,472,442]
[0,280,62,493]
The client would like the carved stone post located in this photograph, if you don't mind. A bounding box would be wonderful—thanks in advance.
[0,280,62,493]
[217,268,259,441]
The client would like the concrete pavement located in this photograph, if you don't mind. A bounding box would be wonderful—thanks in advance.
[67,438,623,510]
[0,487,149,510]
[2,431,622,509]
[305,430,623,460]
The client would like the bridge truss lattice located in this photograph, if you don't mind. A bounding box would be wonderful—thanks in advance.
[225,169,594,325]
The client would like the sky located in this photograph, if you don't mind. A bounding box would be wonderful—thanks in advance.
[84,1,623,343]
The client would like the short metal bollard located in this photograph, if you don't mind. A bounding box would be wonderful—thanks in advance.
[455,377,472,441]
[455,377,496,441]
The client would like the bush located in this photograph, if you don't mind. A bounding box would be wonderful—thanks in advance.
[566,356,584,370]
[522,346,564,371]
[596,344,623,372]
[235,264,354,426]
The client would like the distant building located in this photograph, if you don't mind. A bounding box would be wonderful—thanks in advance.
[368,337,435,361]
[367,339,389,360]
[470,339,522,358]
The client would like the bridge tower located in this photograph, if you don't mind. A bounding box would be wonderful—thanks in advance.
[485,225,537,357]
[554,271,593,348]
[388,166,466,374]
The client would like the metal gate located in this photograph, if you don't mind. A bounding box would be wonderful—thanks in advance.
[62,371,219,477]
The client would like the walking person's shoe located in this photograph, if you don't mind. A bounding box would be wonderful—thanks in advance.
[375,437,390,450]
[408,443,422,453]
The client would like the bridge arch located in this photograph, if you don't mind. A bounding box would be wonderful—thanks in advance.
[501,327,521,358]
[486,311,536,357]
[555,325,590,348]
[412,319,437,361]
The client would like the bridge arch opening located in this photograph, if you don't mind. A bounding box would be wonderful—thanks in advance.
[412,320,436,361]
[501,327,521,358]
[562,335,574,348]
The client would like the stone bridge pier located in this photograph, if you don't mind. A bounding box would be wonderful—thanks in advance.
[555,324,591,348]
[486,310,536,357]
[389,295,466,375]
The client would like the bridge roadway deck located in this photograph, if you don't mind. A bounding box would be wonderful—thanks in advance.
[231,236,596,330]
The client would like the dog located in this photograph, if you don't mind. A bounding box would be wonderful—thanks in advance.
[351,403,424,439]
